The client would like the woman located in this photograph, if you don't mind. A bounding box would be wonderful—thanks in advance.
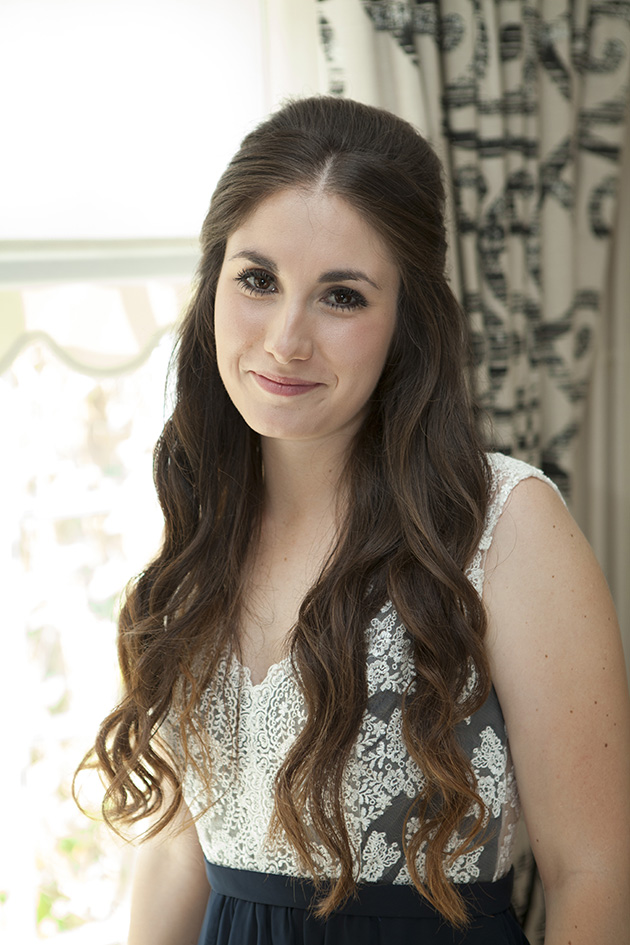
[78,97,630,944]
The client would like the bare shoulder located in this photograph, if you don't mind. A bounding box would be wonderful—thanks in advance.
[483,473,608,623]
[482,475,630,891]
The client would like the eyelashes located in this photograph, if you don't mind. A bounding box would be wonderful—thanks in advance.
[325,287,369,312]
[234,268,368,312]
[236,268,276,295]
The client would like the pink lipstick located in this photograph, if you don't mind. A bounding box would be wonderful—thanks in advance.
[252,372,321,396]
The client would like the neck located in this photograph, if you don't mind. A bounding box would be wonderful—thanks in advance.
[260,434,352,529]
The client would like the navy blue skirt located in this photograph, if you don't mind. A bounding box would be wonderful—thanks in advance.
[197,862,531,944]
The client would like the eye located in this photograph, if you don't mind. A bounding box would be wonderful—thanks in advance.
[235,267,277,296]
[323,287,368,312]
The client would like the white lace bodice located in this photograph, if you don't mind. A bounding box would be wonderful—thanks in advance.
[164,453,561,884]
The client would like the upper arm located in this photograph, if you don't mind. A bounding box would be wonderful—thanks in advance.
[482,477,630,892]
[128,758,210,945]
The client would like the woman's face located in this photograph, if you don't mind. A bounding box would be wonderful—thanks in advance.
[214,187,400,448]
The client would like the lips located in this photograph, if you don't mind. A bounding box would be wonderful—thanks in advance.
[251,372,322,397]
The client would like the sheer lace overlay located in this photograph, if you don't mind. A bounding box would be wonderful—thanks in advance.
[166,453,561,884]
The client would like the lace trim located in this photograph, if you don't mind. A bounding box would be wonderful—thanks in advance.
[466,452,564,598]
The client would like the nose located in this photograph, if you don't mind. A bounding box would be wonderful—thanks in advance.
[263,298,313,363]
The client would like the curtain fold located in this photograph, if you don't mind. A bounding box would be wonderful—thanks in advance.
[573,107,630,685]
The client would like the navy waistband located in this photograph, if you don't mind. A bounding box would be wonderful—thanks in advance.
[205,861,514,919]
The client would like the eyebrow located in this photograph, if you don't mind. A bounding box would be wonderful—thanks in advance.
[228,250,277,271]
[318,268,381,290]
[228,250,381,290]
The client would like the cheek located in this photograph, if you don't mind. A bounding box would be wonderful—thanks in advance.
[214,294,245,389]
[214,289,254,364]
[343,317,396,383]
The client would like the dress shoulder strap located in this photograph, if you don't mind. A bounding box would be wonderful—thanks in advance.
[466,452,565,598]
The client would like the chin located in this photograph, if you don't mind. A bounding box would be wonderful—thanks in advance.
[253,424,320,442]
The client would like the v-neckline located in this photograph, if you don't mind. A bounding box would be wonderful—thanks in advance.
[232,652,293,690]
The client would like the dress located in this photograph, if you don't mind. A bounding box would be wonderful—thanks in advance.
[163,453,561,944]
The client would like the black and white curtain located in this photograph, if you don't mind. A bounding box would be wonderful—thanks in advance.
[317,0,630,497]
[314,2,630,940]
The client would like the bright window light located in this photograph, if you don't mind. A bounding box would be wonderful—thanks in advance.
[1,0,267,239]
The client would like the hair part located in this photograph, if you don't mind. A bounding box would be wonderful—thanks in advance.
[75,96,491,928]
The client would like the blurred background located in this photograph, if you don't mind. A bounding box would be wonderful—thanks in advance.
[1,1,629,943]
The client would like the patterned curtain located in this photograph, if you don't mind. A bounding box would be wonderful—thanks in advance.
[315,2,630,941]
[316,0,630,497]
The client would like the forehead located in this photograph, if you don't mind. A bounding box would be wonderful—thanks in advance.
[225,187,398,279]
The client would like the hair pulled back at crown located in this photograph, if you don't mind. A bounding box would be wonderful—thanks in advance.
[77,97,491,929]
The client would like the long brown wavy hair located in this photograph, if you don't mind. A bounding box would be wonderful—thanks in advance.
[75,96,492,927]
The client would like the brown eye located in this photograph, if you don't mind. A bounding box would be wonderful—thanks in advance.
[324,286,368,312]
[236,268,277,295]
